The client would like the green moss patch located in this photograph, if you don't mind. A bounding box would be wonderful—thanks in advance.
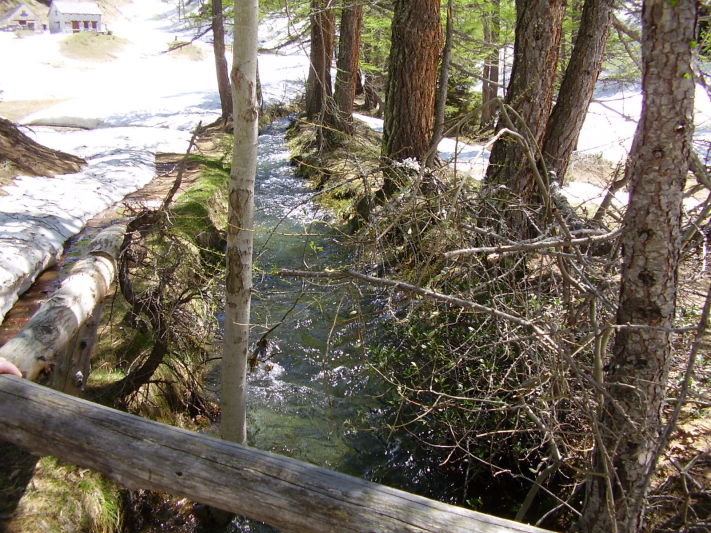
[287,116,383,224]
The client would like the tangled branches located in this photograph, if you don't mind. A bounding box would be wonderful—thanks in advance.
[333,114,711,528]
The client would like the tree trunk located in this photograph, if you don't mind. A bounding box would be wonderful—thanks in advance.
[0,118,86,177]
[222,0,259,445]
[427,0,454,166]
[0,377,554,533]
[577,0,696,530]
[212,0,233,121]
[327,0,363,136]
[480,0,500,130]
[382,0,443,166]
[482,0,565,234]
[0,224,125,382]
[305,0,335,120]
[540,0,613,184]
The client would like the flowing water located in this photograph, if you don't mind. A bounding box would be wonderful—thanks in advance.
[218,118,454,532]
[0,117,454,533]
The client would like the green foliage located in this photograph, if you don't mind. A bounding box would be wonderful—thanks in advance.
[445,71,482,136]
[369,308,539,514]
[361,3,392,78]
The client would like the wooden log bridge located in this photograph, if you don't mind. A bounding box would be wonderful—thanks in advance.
[0,376,553,533]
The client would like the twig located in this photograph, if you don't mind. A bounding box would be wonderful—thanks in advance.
[161,121,202,211]
[444,229,621,258]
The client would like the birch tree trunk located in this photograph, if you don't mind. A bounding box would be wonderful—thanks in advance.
[578,0,696,530]
[222,0,259,445]
[0,224,125,382]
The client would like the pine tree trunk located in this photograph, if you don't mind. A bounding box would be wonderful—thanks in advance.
[327,1,363,136]
[305,0,335,120]
[482,0,565,234]
[212,0,233,121]
[577,0,696,530]
[427,0,454,166]
[480,0,500,130]
[540,0,613,183]
[222,0,259,445]
[382,0,443,167]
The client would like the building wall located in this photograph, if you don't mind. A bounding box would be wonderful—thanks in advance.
[48,6,101,33]
[1,4,41,32]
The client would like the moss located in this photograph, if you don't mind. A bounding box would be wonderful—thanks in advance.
[286,116,383,226]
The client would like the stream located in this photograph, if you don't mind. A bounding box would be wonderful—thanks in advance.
[216,118,454,532]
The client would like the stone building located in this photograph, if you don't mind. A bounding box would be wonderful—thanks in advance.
[48,1,102,34]
[0,4,42,32]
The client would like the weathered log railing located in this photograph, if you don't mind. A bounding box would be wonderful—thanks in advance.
[0,222,554,532]
[0,376,552,533]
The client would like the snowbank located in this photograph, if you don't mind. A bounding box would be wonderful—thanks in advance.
[0,2,310,322]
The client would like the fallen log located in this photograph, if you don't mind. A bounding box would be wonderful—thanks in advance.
[0,223,126,381]
[0,376,553,533]
[0,118,86,177]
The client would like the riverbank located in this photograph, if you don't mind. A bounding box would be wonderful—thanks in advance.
[284,106,711,530]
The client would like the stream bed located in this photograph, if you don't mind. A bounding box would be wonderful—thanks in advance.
[218,118,454,532]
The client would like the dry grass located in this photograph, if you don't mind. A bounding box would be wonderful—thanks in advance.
[5,457,121,533]
[166,41,206,61]
[0,98,68,122]
[59,32,128,62]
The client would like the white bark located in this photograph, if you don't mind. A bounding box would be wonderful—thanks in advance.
[222,0,259,444]
[0,223,125,382]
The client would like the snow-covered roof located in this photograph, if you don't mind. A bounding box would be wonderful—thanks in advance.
[51,1,103,15]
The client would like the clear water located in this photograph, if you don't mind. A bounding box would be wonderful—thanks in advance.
[221,118,389,532]
[213,118,461,533]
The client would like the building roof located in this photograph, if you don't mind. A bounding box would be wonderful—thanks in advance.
[2,4,40,22]
[51,1,102,15]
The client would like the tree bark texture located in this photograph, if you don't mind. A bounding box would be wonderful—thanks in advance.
[428,0,455,166]
[305,0,335,120]
[328,0,363,135]
[541,0,613,183]
[483,0,565,208]
[0,224,125,382]
[577,0,696,531]
[223,0,259,445]
[382,0,443,164]
[480,0,501,130]
[0,118,86,177]
[0,376,554,533]
[212,0,233,121]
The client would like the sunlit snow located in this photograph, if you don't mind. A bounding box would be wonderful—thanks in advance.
[1,0,711,322]
[0,0,309,321]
